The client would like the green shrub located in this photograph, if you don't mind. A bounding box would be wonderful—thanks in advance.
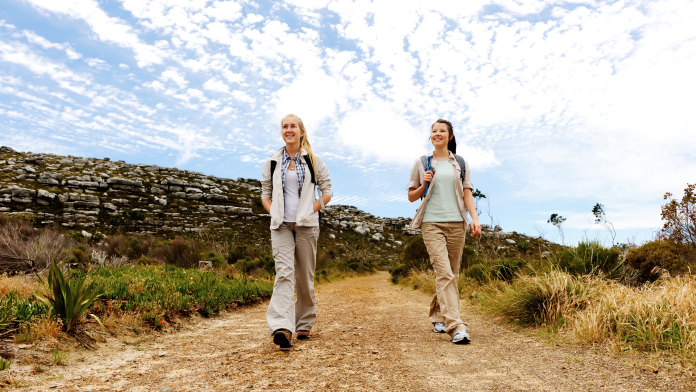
[35,260,102,332]
[69,245,91,265]
[465,263,492,283]
[0,358,10,371]
[517,241,530,252]
[389,263,406,284]
[136,255,160,266]
[493,260,524,281]
[461,245,477,269]
[235,258,256,274]
[205,251,226,268]
[400,236,431,271]
[555,241,624,279]
[625,240,691,281]
[227,245,258,264]
[150,237,202,268]
[257,254,275,273]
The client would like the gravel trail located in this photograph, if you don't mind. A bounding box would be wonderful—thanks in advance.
[20,273,693,391]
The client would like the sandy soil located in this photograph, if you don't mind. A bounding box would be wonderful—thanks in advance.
[6,273,695,391]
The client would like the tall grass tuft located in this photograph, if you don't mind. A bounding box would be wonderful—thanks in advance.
[480,270,599,326]
[572,274,696,362]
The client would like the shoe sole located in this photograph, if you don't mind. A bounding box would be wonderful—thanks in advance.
[434,329,446,333]
[453,337,471,345]
[273,332,293,348]
[296,333,311,340]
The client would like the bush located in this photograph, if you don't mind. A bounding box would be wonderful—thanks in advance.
[493,260,524,281]
[517,241,530,252]
[661,183,696,251]
[227,245,258,265]
[461,245,477,269]
[69,245,91,265]
[389,263,406,284]
[235,258,256,274]
[257,254,275,274]
[136,255,160,266]
[400,236,431,272]
[625,240,690,281]
[555,241,624,279]
[150,237,203,268]
[205,251,226,268]
[465,263,491,283]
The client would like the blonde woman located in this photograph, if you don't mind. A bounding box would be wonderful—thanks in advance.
[261,114,332,348]
[407,119,482,344]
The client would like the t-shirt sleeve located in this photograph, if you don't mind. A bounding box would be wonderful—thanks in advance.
[407,158,422,190]
[462,159,474,191]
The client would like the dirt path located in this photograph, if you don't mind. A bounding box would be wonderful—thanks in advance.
[16,273,693,391]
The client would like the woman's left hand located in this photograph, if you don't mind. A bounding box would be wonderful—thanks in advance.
[470,219,482,237]
[312,200,321,213]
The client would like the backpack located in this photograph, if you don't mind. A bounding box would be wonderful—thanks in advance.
[270,155,322,224]
[420,154,466,199]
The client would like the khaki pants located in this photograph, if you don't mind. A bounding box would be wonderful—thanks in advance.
[267,223,319,335]
[422,222,468,337]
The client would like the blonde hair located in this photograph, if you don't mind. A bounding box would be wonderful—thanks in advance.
[280,114,316,178]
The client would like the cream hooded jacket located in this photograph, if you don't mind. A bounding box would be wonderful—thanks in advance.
[261,147,332,230]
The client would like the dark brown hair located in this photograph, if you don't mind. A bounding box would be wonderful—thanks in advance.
[430,119,456,154]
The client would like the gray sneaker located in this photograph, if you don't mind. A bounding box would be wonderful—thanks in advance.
[452,331,471,344]
[433,323,446,333]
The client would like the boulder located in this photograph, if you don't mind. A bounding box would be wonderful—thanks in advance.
[354,226,370,236]
[371,233,384,241]
[506,239,516,244]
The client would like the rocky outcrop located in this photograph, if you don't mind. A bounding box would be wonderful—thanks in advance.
[0,146,415,237]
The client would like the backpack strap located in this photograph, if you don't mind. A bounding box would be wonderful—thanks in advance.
[454,154,466,184]
[270,160,277,179]
[302,155,317,185]
[419,155,430,200]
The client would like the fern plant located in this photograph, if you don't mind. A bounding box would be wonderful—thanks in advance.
[35,260,103,333]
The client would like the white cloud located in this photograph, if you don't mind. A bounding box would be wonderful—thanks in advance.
[119,63,129,70]
[22,30,82,59]
[203,78,230,94]
[243,13,264,25]
[85,57,110,70]
[335,100,428,166]
[25,0,168,67]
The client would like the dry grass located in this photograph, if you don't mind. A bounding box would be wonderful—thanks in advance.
[0,273,39,298]
[401,268,696,364]
[572,274,696,362]
[0,218,76,270]
[14,317,63,343]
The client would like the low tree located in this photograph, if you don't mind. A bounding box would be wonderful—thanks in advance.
[661,183,696,261]
[548,213,567,244]
[592,203,617,245]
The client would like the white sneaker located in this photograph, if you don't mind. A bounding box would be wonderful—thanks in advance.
[452,331,471,344]
[433,323,446,333]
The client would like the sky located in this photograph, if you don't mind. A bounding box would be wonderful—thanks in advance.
[1,0,695,245]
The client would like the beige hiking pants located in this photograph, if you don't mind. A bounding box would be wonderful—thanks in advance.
[422,222,468,337]
[267,223,319,335]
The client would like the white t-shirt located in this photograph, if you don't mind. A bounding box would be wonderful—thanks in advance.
[283,169,300,223]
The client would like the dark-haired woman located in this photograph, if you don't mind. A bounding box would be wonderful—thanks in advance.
[261,114,332,348]
[407,119,482,344]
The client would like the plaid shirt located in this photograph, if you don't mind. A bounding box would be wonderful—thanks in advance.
[281,148,305,199]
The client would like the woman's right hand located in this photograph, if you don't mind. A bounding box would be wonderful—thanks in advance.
[423,170,434,184]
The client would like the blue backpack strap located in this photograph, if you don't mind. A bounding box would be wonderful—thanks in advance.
[420,155,431,200]
[454,154,466,184]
